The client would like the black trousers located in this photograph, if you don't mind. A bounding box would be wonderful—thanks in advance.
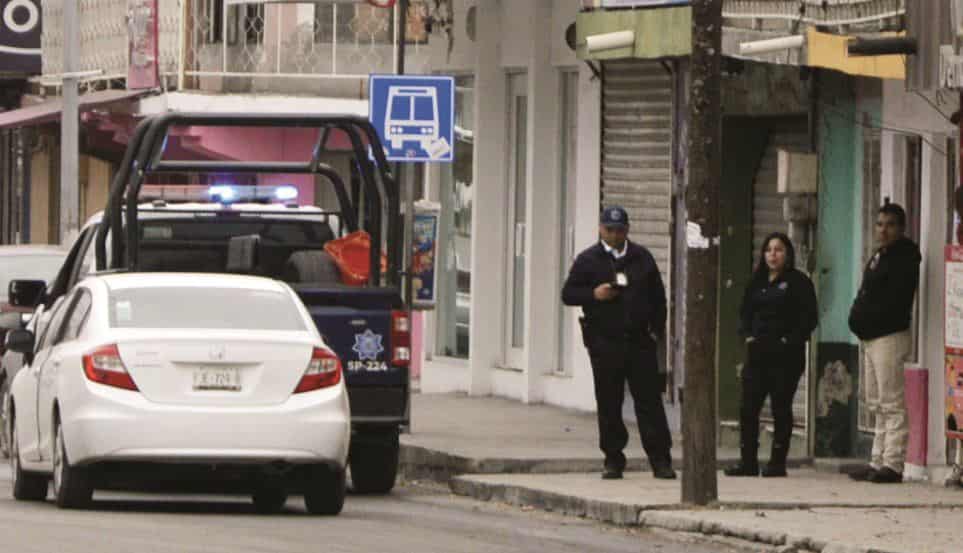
[739,340,805,467]
[587,332,672,471]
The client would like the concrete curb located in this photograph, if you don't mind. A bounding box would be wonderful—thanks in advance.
[399,444,652,482]
[448,476,920,553]
[400,442,811,482]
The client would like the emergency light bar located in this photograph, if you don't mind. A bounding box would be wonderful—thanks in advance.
[139,184,299,204]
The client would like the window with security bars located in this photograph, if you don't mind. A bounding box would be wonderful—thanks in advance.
[312,1,429,44]
[202,0,225,44]
[199,1,265,45]
[243,4,266,44]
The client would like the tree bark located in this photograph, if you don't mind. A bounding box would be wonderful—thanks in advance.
[681,0,722,506]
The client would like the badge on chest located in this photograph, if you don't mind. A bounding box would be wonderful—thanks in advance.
[613,271,629,289]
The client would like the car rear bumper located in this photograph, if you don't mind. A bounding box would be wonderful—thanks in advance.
[62,383,350,467]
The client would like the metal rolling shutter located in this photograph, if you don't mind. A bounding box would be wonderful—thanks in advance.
[751,131,810,263]
[751,129,811,425]
[601,60,673,282]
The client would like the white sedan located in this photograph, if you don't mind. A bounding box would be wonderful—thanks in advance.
[5,273,350,514]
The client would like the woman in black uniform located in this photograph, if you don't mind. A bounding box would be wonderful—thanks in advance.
[725,232,818,477]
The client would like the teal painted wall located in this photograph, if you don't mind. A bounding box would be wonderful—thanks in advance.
[816,72,867,345]
[814,72,881,457]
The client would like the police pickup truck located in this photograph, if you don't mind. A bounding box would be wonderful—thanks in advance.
[6,114,411,494]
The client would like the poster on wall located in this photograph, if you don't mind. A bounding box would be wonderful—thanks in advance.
[127,0,159,89]
[411,201,441,309]
[0,0,41,74]
[945,246,963,439]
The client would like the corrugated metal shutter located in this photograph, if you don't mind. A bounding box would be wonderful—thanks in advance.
[751,130,810,425]
[601,59,673,283]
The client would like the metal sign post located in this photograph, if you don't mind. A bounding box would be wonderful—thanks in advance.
[60,0,80,246]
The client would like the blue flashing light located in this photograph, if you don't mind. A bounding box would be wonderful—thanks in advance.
[274,185,299,201]
[208,185,236,202]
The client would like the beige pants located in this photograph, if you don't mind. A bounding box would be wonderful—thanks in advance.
[862,331,911,473]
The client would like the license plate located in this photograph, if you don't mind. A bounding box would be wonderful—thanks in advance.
[193,367,240,391]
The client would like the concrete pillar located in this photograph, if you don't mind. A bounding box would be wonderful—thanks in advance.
[521,0,562,403]
[467,0,507,396]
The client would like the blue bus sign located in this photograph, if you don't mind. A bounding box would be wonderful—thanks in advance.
[369,74,455,163]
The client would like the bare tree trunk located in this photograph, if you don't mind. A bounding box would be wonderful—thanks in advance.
[681,0,722,506]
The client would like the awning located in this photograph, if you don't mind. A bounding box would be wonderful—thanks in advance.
[0,89,149,130]
[806,28,905,80]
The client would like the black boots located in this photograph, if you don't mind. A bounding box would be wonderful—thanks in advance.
[724,462,760,477]
[725,446,760,477]
[763,444,789,477]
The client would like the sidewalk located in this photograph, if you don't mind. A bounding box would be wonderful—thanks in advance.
[401,393,963,553]
[401,392,768,481]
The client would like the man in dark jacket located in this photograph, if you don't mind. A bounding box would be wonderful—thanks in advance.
[561,206,675,480]
[848,203,921,484]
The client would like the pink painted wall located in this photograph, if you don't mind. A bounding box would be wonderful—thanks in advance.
[905,368,928,466]
[183,126,329,206]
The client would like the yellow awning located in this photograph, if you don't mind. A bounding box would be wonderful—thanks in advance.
[806,28,905,80]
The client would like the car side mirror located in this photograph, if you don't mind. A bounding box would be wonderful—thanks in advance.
[8,280,47,308]
[4,329,35,355]
[0,312,24,330]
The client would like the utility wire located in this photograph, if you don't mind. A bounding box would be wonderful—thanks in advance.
[817,100,948,156]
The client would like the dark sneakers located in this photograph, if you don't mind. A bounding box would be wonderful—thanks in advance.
[724,463,760,477]
[601,466,623,480]
[868,467,903,484]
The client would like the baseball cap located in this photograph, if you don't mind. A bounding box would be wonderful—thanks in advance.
[600,206,629,228]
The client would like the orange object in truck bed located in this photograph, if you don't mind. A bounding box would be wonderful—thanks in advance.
[323,231,388,286]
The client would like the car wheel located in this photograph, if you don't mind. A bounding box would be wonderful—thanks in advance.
[52,419,92,509]
[252,486,288,514]
[10,415,48,501]
[349,429,399,494]
[303,465,345,516]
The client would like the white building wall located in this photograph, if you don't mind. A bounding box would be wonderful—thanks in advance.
[880,79,959,471]
[418,0,603,413]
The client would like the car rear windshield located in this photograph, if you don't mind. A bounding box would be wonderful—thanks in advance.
[109,287,307,331]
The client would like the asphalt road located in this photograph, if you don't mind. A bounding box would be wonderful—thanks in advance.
[0,468,751,553]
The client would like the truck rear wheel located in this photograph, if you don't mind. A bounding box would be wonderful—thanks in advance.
[349,428,400,494]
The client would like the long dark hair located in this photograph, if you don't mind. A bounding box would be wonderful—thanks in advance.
[752,232,796,283]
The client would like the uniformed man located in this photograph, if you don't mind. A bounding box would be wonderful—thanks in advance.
[561,206,675,480]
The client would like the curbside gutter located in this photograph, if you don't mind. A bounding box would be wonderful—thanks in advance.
[449,476,915,553]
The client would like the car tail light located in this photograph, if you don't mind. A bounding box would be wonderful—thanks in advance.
[391,310,411,367]
[82,344,138,391]
[294,347,342,393]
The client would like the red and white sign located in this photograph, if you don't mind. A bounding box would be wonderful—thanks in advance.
[127,0,158,90]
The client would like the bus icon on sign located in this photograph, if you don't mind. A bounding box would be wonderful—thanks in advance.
[369,74,453,162]
[385,86,439,150]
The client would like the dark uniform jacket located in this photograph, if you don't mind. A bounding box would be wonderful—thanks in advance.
[561,241,667,345]
[848,237,922,341]
[739,268,818,345]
